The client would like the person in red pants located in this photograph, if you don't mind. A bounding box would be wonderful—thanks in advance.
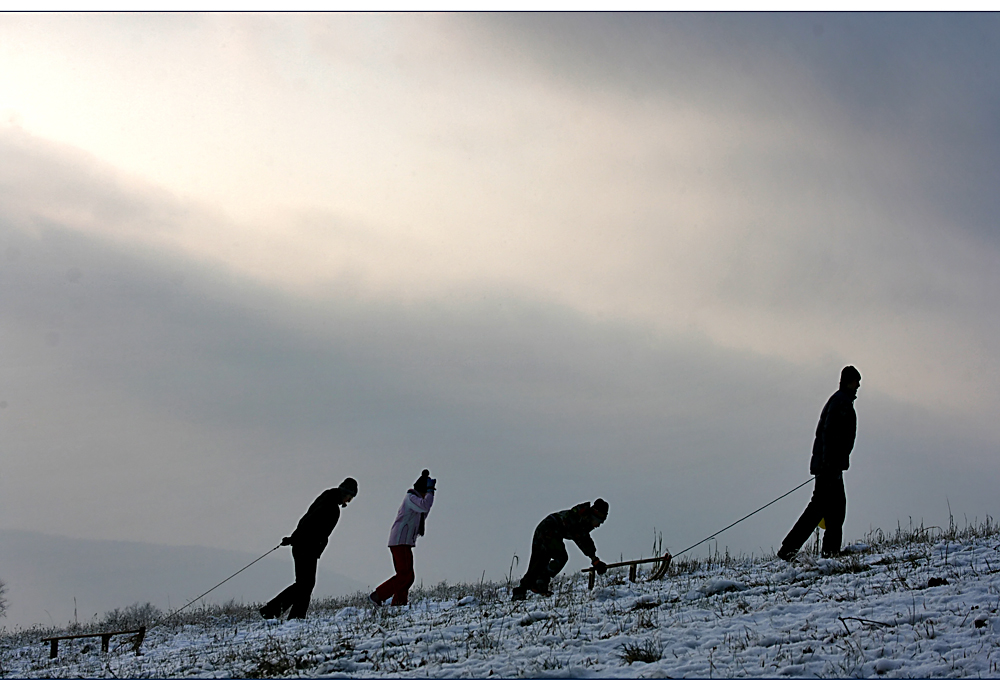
[370,470,436,606]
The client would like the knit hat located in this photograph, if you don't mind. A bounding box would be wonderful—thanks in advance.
[840,365,861,386]
[339,477,358,497]
[413,469,431,493]
[592,498,609,522]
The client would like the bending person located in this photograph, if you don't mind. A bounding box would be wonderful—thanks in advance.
[513,499,609,601]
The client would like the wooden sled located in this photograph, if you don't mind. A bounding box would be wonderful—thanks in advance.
[41,626,146,659]
[581,551,672,589]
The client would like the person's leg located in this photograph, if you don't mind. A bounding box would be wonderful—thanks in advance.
[514,522,553,598]
[388,545,415,606]
[372,548,399,604]
[821,474,847,556]
[261,551,301,618]
[537,541,569,592]
[288,549,318,619]
[779,479,825,558]
[261,584,294,619]
[373,545,415,605]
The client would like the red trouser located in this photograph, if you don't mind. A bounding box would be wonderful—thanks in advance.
[373,545,415,605]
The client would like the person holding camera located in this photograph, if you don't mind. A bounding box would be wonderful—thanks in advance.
[369,469,436,606]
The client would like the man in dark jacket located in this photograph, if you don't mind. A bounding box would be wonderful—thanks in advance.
[778,366,861,561]
[260,477,358,620]
[512,499,609,601]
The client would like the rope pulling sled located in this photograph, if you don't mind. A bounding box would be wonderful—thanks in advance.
[581,477,813,589]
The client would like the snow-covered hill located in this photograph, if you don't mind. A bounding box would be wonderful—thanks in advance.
[4,522,1000,679]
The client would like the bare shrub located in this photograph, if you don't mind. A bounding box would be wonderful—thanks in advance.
[99,602,162,630]
[618,638,662,665]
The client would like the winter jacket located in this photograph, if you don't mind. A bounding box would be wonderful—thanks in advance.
[388,489,435,547]
[288,487,351,558]
[536,502,599,559]
[810,388,858,475]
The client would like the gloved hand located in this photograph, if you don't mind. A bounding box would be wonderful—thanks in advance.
[426,477,437,491]
[281,536,293,547]
[592,558,608,575]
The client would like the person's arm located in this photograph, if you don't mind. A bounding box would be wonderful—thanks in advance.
[407,490,435,512]
[571,532,597,561]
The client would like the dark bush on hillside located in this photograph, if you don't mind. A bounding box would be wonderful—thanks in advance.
[99,602,162,630]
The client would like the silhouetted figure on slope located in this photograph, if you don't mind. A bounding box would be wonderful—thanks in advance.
[512,499,609,601]
[778,365,861,561]
[259,477,358,620]
[369,470,436,607]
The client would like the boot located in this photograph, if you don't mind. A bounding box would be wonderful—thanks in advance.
[528,579,553,597]
[259,604,281,620]
[777,547,797,562]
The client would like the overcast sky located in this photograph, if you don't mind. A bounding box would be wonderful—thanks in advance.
[2,13,999,624]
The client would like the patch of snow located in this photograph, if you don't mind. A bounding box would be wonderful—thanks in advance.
[700,579,747,595]
[518,611,549,626]
[775,567,798,583]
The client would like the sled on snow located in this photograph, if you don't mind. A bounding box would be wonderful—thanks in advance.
[580,552,672,589]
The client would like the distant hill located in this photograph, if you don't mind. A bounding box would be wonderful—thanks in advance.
[0,530,365,630]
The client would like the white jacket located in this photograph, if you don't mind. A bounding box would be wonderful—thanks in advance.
[388,490,435,547]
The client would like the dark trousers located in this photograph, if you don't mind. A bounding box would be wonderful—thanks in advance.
[373,545,415,606]
[781,472,847,556]
[264,546,318,619]
[518,518,569,592]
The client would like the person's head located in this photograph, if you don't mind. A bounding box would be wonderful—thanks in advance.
[591,498,609,527]
[413,469,431,496]
[840,365,861,394]
[339,477,358,507]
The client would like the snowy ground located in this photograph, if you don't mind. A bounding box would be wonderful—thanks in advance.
[3,524,1000,679]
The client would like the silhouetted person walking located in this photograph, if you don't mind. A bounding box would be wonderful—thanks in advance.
[512,499,609,601]
[778,366,861,561]
[369,470,436,607]
[260,477,358,620]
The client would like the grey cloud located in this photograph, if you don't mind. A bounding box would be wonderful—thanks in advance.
[463,13,1000,122]
[449,14,1000,345]
[462,13,1000,244]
